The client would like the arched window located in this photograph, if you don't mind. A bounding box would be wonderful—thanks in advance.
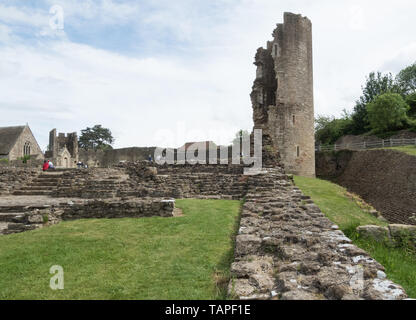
[23,142,31,156]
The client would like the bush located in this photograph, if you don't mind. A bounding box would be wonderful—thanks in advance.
[18,155,31,164]
[367,93,410,133]
[406,92,416,118]
[315,112,354,145]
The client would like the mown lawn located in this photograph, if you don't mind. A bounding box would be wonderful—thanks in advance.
[0,199,241,300]
[294,176,416,298]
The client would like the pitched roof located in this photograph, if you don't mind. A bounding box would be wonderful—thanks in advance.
[0,125,26,155]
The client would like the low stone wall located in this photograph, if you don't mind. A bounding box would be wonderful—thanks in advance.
[228,168,407,300]
[0,198,174,235]
[120,162,248,200]
[49,162,248,200]
[62,199,174,220]
[0,167,39,195]
[357,224,416,247]
[79,147,157,168]
[316,150,416,225]
[0,159,43,168]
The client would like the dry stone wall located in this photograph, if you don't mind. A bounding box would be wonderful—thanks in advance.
[228,168,407,300]
[0,198,174,235]
[0,167,38,195]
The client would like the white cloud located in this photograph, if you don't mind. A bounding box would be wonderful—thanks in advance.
[0,40,245,149]
[1,0,416,149]
[0,24,12,43]
[0,4,47,27]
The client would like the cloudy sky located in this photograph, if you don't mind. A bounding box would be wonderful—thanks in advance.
[0,0,415,149]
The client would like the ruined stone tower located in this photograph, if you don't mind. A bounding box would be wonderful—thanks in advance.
[251,12,315,177]
[45,129,79,168]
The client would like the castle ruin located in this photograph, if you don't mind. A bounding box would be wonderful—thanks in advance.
[252,12,315,177]
[45,129,79,168]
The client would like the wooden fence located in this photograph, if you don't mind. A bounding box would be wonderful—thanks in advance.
[316,138,416,152]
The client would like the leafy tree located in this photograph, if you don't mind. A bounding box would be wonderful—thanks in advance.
[406,92,416,117]
[79,125,114,151]
[351,72,401,134]
[315,110,354,145]
[366,93,410,133]
[397,63,416,95]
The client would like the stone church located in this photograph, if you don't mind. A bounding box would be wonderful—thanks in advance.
[0,125,43,161]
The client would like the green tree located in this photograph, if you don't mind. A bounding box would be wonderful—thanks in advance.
[315,110,354,145]
[406,92,416,117]
[79,125,114,151]
[366,93,410,133]
[397,63,416,95]
[351,72,401,134]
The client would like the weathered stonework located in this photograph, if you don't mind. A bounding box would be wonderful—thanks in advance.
[0,198,174,235]
[0,167,38,195]
[252,12,315,177]
[227,168,407,300]
[45,129,78,168]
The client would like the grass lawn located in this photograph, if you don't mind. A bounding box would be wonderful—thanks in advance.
[0,199,241,300]
[294,176,416,298]
[294,176,385,230]
[384,145,416,156]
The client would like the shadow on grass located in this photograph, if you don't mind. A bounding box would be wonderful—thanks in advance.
[212,200,243,300]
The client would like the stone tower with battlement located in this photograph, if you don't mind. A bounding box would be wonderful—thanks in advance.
[251,12,315,177]
[45,129,79,168]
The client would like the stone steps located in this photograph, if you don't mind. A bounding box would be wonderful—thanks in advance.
[13,190,54,196]
[20,186,57,191]
[0,212,26,223]
[0,222,40,235]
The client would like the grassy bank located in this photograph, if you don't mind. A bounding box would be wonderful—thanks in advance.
[385,145,416,156]
[294,176,416,298]
[0,199,241,300]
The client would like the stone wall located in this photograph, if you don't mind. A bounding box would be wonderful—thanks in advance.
[61,199,174,220]
[358,224,416,247]
[316,149,416,225]
[79,147,156,168]
[48,162,248,200]
[0,198,174,235]
[0,167,39,195]
[228,168,407,300]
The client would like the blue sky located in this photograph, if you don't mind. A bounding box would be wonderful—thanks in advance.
[1,0,416,149]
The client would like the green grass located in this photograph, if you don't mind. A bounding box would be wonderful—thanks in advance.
[384,145,416,156]
[0,199,241,300]
[294,176,385,230]
[350,234,416,298]
[294,176,416,298]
